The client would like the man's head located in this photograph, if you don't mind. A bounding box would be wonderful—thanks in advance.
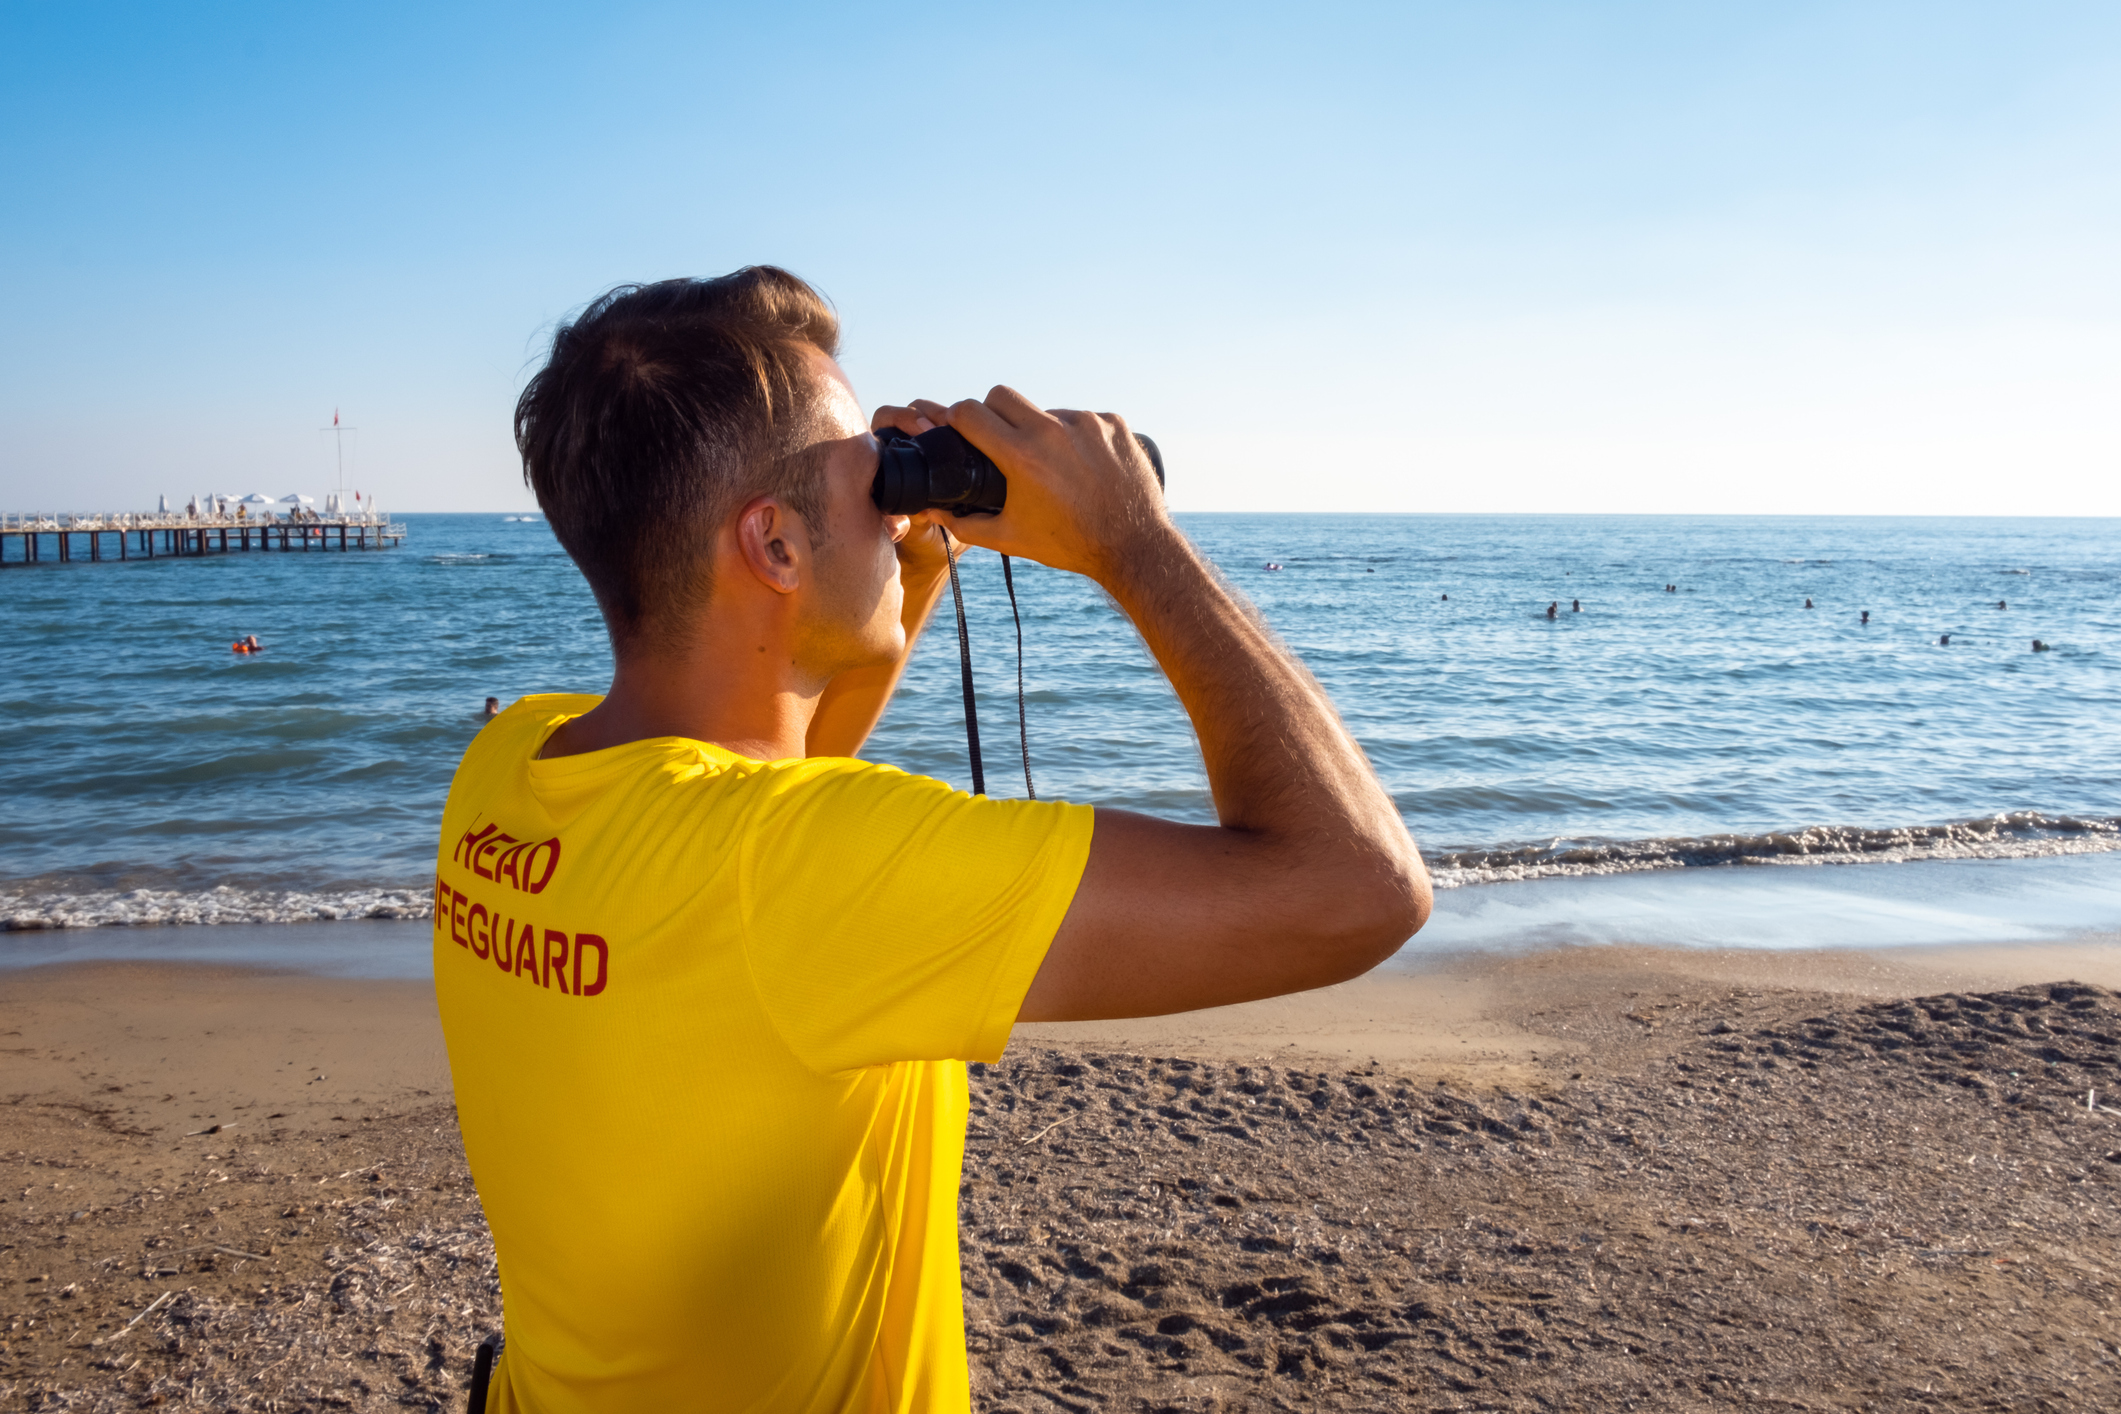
[517,267,879,659]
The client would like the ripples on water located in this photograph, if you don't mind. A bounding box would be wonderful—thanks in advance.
[2,512,2115,928]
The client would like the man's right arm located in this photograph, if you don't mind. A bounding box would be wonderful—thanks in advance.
[929,389,1431,1022]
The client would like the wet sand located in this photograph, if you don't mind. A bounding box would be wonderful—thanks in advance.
[3,938,2117,1409]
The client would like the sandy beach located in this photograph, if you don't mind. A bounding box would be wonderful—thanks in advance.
[3,937,2118,1410]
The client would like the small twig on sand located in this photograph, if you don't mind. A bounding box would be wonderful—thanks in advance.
[166,1243,271,1261]
[98,1291,172,1344]
[250,1346,299,1383]
[1021,1113,1078,1147]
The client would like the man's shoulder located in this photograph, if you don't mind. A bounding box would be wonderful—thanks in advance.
[447,693,599,791]
[743,757,1093,854]
[743,755,950,812]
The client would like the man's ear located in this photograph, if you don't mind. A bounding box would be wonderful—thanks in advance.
[733,496,807,595]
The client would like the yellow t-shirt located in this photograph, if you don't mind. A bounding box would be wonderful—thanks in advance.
[432,695,1093,1413]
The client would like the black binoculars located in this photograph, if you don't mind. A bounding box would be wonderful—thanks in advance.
[871,426,1164,517]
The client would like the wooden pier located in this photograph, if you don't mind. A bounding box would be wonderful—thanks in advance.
[0,511,407,565]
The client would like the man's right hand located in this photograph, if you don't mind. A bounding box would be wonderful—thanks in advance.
[892,386,1173,589]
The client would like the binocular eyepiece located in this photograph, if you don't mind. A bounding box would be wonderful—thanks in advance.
[870,426,1164,517]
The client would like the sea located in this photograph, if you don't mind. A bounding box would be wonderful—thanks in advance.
[4,512,2118,972]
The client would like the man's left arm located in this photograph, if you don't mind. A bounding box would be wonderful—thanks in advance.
[803,526,951,758]
[803,403,959,759]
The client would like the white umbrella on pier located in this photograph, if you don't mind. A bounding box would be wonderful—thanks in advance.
[238,493,274,505]
[281,493,316,505]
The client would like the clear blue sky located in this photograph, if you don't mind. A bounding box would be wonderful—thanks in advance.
[3,1,2116,514]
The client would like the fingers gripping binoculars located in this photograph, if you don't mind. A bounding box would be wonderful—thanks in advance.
[870,426,1164,516]
[867,420,1166,802]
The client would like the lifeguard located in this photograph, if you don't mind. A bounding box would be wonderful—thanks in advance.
[434,268,1429,1412]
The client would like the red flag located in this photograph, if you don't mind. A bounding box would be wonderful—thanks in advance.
[333,409,340,426]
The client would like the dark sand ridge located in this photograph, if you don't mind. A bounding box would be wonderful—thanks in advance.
[2,937,2117,1409]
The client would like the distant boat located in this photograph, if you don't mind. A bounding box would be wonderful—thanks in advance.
[502,515,542,523]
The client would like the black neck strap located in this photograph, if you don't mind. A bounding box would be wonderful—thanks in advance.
[945,542,984,797]
[943,545,1036,801]
[1002,554,1034,801]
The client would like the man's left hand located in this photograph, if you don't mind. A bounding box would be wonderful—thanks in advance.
[871,400,967,584]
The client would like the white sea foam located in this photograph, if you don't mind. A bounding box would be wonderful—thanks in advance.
[1426,811,2121,890]
[1,883,432,931]
[7,813,2119,927]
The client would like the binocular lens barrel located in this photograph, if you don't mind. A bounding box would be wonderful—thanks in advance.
[870,426,1164,517]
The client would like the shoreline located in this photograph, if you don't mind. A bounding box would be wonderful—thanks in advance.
[6,845,2120,984]
[6,832,2119,937]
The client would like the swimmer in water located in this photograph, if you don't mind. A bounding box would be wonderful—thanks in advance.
[483,696,501,720]
[1441,594,1448,601]
[1804,598,1813,609]
[2033,639,2049,652]
[1546,601,1558,619]
[1572,599,1581,612]
[1860,611,1870,625]
[1940,634,1951,646]
[1998,600,2007,610]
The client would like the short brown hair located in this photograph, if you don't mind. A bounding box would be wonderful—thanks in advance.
[515,267,841,651]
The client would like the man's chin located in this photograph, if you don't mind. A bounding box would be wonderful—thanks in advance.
[828,631,907,680]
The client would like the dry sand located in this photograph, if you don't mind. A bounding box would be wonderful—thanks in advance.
[2,938,2117,1410]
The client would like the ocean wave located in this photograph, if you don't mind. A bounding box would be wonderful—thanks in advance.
[2,881,432,931]
[7,813,2118,927]
[1427,811,2121,889]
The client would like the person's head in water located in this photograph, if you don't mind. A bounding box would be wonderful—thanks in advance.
[1998,600,2007,610]
[1940,634,1951,646]
[1804,598,1813,609]
[1860,611,1869,625]
[483,697,501,719]
[2033,639,2049,652]
[1572,599,1581,612]
[1546,601,1557,619]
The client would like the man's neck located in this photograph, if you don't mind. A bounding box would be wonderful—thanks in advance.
[541,648,821,763]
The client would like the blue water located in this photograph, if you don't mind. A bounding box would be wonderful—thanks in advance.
[3,512,2118,947]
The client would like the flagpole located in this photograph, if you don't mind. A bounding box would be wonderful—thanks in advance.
[320,409,358,514]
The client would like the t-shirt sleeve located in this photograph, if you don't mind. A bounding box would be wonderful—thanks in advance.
[736,761,1094,1073]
